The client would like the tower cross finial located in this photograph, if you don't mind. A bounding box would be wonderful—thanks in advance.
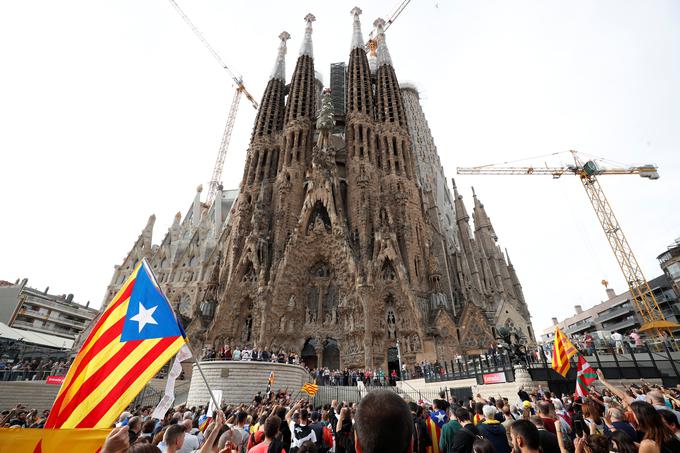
[373,18,393,67]
[300,13,316,57]
[270,31,290,81]
[350,7,364,51]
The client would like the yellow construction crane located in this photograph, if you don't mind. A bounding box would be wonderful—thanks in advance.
[366,0,413,55]
[168,0,258,206]
[457,150,677,335]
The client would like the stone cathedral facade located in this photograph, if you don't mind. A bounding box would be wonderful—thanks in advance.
[98,9,535,372]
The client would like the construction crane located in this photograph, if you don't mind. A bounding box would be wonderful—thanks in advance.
[366,0,412,54]
[168,0,259,206]
[457,150,676,335]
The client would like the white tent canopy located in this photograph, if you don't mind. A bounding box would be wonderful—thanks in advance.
[0,321,74,350]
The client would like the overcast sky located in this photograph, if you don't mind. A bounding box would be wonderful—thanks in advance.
[1,1,678,337]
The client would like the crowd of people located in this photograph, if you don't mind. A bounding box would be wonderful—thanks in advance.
[0,357,72,381]
[201,346,301,366]
[309,367,400,387]
[4,366,680,452]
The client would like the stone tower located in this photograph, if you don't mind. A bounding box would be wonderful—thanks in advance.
[200,9,535,371]
[97,7,535,371]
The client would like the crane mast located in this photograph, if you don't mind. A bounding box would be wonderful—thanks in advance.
[168,0,258,206]
[571,153,665,327]
[457,151,669,334]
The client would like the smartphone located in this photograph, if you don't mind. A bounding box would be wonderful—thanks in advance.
[574,420,584,438]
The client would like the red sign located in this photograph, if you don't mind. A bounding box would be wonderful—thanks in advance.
[46,375,65,385]
[482,372,507,384]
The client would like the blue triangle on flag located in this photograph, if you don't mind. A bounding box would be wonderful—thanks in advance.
[121,264,184,342]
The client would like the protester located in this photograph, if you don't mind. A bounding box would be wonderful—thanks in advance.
[509,420,541,453]
[631,400,680,452]
[476,405,510,453]
[354,390,413,453]
[439,404,462,453]
[529,416,560,453]
[451,407,479,453]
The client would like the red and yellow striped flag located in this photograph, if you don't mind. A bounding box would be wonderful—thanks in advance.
[45,260,187,429]
[301,383,319,397]
[551,327,578,377]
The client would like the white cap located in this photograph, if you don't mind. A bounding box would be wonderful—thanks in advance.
[350,7,364,51]
[373,18,393,68]
[270,32,290,81]
[299,14,316,57]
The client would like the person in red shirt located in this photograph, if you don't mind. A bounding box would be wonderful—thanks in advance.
[537,401,557,434]
[248,415,286,453]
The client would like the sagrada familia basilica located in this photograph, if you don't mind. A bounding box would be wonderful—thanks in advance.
[97,8,535,372]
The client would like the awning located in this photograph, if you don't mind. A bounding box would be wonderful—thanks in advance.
[0,321,74,349]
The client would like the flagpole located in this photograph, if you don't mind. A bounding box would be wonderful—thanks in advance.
[141,258,222,412]
[191,353,221,412]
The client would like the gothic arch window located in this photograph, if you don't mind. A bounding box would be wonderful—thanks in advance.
[379,208,390,228]
[387,308,397,339]
[242,260,256,282]
[306,261,333,325]
[178,294,191,318]
[306,201,332,234]
[381,258,396,281]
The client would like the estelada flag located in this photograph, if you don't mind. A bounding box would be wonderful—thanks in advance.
[576,355,597,398]
[46,260,187,429]
[301,383,319,397]
[426,409,448,453]
[551,327,578,377]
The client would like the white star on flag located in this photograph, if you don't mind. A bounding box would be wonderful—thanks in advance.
[130,302,158,332]
[435,412,446,423]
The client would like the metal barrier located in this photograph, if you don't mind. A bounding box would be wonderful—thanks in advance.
[0,369,67,382]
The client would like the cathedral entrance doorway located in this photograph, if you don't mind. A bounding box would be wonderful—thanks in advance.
[322,339,339,370]
[301,339,317,370]
[387,347,400,385]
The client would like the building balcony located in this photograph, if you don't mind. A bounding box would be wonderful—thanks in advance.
[595,306,632,323]
[21,296,95,320]
[602,317,636,332]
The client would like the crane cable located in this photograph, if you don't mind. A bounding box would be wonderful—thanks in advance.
[168,0,258,109]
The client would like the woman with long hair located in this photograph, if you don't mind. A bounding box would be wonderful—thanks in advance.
[608,430,637,453]
[631,401,680,453]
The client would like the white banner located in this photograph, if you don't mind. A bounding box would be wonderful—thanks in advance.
[206,389,223,418]
[151,344,192,420]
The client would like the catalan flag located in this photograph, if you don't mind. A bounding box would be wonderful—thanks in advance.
[266,371,275,395]
[45,260,187,429]
[551,327,578,377]
[301,383,319,397]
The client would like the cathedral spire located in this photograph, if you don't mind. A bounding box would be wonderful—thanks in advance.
[373,18,393,68]
[472,188,496,239]
[270,31,290,81]
[284,14,317,124]
[350,7,364,50]
[251,32,289,141]
[452,178,469,223]
[299,13,315,58]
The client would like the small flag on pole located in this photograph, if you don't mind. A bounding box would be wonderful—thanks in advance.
[46,260,187,429]
[301,383,319,397]
[551,327,578,377]
[266,371,275,395]
[575,355,597,398]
